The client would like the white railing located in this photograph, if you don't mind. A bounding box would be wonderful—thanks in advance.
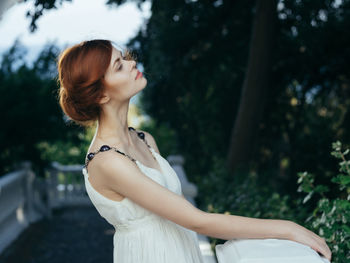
[0,161,47,254]
[46,161,91,209]
[215,238,330,263]
[0,160,89,255]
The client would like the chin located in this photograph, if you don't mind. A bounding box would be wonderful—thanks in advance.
[141,78,147,87]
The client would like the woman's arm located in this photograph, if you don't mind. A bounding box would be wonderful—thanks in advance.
[142,132,288,238]
[143,131,332,261]
[197,214,331,261]
[91,149,293,240]
[93,131,331,261]
[195,213,291,240]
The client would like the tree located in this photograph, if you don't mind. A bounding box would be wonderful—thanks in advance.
[226,0,278,172]
[20,0,350,196]
[0,39,84,176]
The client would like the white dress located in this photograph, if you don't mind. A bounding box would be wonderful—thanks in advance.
[82,127,205,263]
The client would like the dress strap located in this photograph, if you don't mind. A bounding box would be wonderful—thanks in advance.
[84,144,137,172]
[128,127,155,159]
[83,126,154,172]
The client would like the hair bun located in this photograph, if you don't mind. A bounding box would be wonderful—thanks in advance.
[57,39,113,127]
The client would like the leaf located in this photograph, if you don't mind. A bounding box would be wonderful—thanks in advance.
[331,151,342,159]
[314,185,329,194]
[303,192,313,204]
[339,175,350,185]
[336,199,350,210]
[342,225,350,234]
[332,141,341,150]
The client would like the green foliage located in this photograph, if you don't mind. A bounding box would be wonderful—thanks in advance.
[0,39,85,177]
[199,156,303,249]
[200,141,350,262]
[125,0,350,198]
[200,157,290,218]
[296,141,350,262]
[23,0,350,210]
[128,0,253,185]
[138,118,179,158]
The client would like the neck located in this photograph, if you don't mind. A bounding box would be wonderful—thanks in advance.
[95,99,135,147]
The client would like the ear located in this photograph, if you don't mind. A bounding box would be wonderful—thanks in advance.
[99,94,110,104]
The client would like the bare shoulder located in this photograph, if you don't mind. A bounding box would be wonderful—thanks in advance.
[88,144,206,232]
[138,129,160,154]
[87,149,130,180]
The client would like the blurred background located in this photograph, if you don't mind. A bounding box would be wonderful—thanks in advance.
[0,0,349,262]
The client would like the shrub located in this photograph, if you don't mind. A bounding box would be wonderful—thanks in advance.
[296,141,350,262]
[200,156,300,251]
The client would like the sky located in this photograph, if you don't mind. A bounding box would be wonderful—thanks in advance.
[0,0,151,64]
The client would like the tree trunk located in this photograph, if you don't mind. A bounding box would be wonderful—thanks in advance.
[226,0,277,172]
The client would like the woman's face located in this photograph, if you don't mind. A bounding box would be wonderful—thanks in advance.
[101,47,146,103]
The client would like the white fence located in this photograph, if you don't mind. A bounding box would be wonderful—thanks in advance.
[0,161,47,254]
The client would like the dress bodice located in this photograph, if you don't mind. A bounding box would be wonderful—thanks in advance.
[81,127,183,229]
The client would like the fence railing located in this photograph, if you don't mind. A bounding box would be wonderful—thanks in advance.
[0,161,47,254]
[46,161,91,210]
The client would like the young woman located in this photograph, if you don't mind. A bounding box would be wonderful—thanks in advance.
[57,39,332,263]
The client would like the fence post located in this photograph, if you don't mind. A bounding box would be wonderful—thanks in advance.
[20,161,35,223]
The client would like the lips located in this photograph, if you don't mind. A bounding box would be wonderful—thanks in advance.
[135,70,143,80]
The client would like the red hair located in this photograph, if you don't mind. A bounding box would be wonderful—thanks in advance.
[56,39,112,127]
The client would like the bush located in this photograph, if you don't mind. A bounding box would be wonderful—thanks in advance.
[296,141,350,262]
[199,141,350,262]
[0,40,84,177]
[199,156,301,251]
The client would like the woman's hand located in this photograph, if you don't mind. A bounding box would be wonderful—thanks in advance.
[286,221,332,262]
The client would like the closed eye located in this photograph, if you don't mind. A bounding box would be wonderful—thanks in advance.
[116,55,128,71]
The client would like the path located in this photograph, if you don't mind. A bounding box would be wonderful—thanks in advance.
[0,206,115,263]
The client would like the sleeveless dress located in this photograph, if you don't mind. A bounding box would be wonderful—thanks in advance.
[82,126,205,263]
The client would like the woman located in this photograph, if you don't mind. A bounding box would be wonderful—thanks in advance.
[57,39,332,263]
